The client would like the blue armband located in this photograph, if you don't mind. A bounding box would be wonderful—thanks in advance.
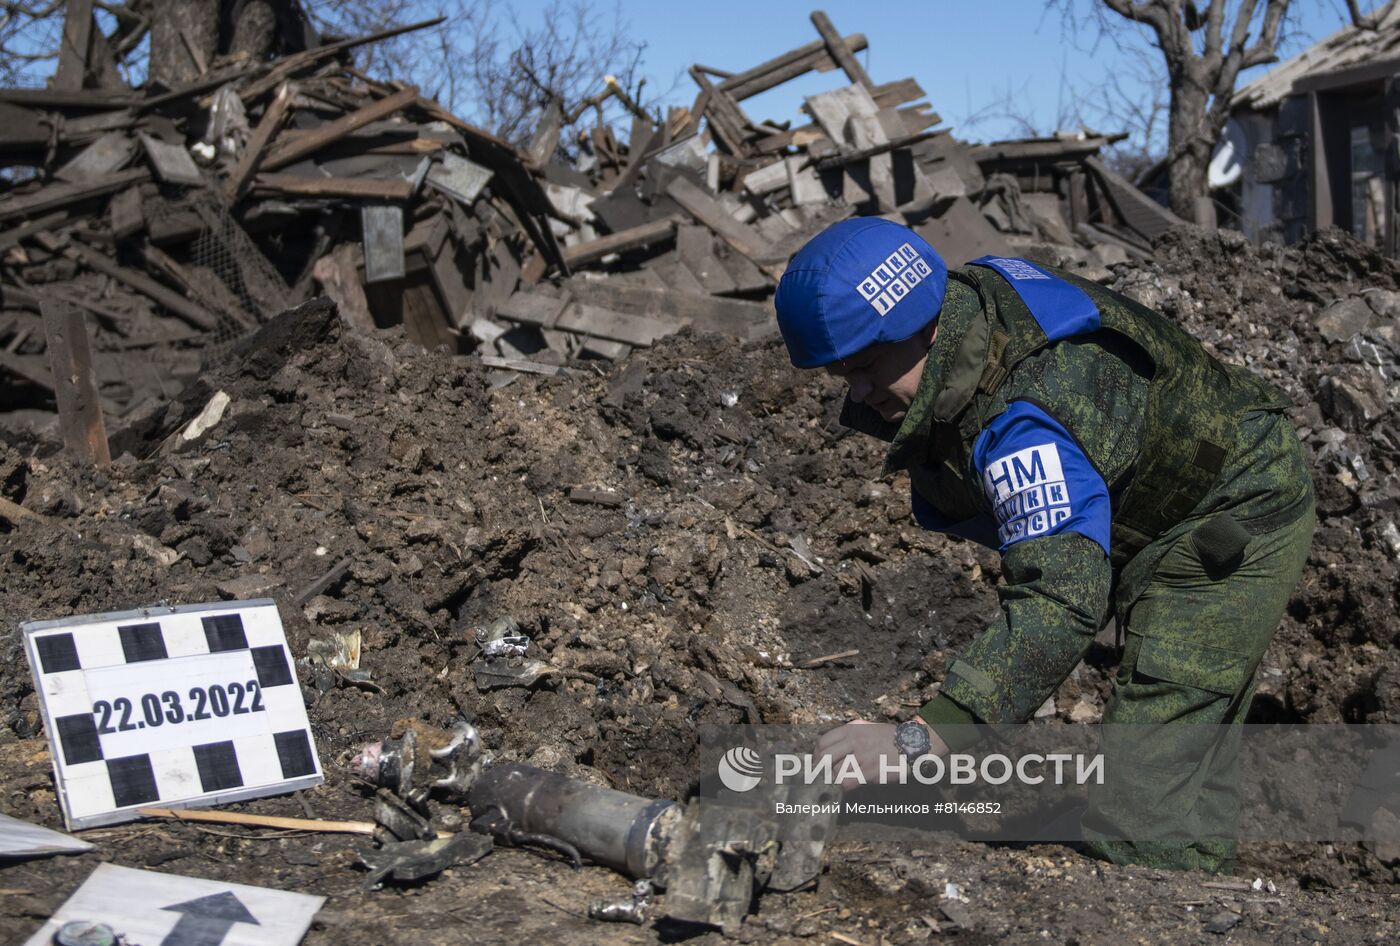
[971,400,1111,556]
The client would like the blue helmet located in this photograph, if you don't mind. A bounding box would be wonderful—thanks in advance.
[774,218,948,368]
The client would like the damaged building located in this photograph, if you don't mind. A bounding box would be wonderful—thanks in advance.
[1227,5,1400,252]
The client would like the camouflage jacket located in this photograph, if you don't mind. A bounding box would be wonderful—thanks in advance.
[840,264,1314,746]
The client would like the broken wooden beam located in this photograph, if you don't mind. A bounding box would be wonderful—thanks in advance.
[566,487,625,507]
[224,82,294,202]
[262,85,420,171]
[40,294,110,466]
[0,495,45,525]
[1083,155,1183,242]
[312,243,377,334]
[477,354,580,377]
[811,130,941,170]
[0,88,140,108]
[496,292,682,347]
[562,278,774,339]
[253,173,414,200]
[0,168,149,223]
[293,557,352,606]
[561,218,677,268]
[54,0,96,92]
[664,177,785,281]
[239,16,446,102]
[0,211,69,253]
[719,33,869,102]
[138,132,203,186]
[811,11,875,91]
[689,68,751,156]
[108,186,143,239]
[45,236,220,332]
[1077,222,1154,260]
[0,349,54,391]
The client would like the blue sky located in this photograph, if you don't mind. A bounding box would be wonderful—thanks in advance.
[1,0,1376,151]
[567,0,1368,146]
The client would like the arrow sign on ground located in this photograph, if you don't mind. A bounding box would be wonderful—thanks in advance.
[160,891,261,946]
[23,864,321,946]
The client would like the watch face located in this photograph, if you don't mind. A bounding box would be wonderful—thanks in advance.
[895,720,932,755]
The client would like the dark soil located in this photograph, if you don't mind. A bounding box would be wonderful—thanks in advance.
[3,228,1399,945]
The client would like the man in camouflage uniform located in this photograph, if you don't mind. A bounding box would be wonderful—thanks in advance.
[779,219,1314,873]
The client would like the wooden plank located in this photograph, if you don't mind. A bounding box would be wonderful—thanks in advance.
[0,89,139,108]
[0,210,68,252]
[361,205,405,283]
[969,136,1117,163]
[741,160,791,196]
[108,186,143,239]
[1078,222,1154,260]
[578,336,629,360]
[239,17,445,102]
[225,82,294,202]
[33,286,126,332]
[1067,169,1088,230]
[754,125,828,153]
[262,86,419,171]
[40,294,110,466]
[312,243,376,333]
[478,354,576,376]
[812,130,940,170]
[143,242,254,330]
[427,152,493,204]
[137,133,203,186]
[0,168,148,223]
[562,278,772,338]
[54,0,95,92]
[55,131,135,183]
[0,101,52,152]
[48,236,219,331]
[689,68,750,156]
[0,348,53,390]
[664,176,784,280]
[253,173,413,199]
[676,224,738,294]
[810,11,875,91]
[652,258,708,296]
[804,84,880,144]
[914,196,1011,266]
[497,292,682,347]
[561,218,676,268]
[787,155,828,206]
[1083,155,1183,241]
[719,33,869,102]
[872,78,926,109]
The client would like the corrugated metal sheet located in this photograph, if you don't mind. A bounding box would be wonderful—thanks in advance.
[1234,7,1400,111]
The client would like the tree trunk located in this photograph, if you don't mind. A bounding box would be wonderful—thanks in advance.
[229,1,278,61]
[1166,77,1213,220]
[148,0,219,88]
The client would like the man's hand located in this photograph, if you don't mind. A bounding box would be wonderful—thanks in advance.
[815,718,948,791]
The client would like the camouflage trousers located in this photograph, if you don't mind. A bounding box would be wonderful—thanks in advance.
[1081,499,1316,874]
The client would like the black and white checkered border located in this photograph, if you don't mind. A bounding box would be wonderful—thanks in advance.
[22,600,324,830]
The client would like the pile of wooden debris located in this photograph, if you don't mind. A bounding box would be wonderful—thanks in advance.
[0,6,1179,442]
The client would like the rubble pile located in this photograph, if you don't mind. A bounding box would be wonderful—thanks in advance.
[1111,227,1400,725]
[3,7,1400,944]
[1,9,1174,439]
[2,224,1400,906]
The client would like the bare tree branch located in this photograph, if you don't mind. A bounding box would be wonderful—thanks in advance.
[1345,0,1399,28]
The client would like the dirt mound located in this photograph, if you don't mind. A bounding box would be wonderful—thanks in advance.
[1112,227,1400,726]
[3,227,1400,943]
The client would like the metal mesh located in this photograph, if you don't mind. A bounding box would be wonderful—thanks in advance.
[188,196,294,348]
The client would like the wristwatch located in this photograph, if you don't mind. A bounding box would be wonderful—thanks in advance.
[893,719,932,759]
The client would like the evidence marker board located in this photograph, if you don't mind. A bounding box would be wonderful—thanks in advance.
[22,599,323,830]
[22,862,325,946]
